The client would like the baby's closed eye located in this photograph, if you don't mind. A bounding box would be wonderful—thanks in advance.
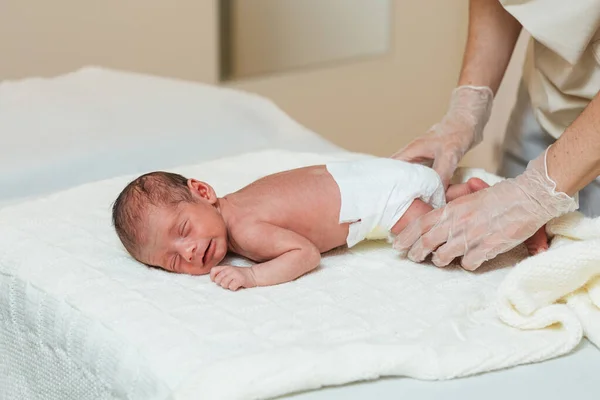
[171,255,180,271]
[180,220,189,236]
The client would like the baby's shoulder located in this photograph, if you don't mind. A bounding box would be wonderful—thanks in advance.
[227,218,285,260]
[228,216,276,244]
[229,216,263,236]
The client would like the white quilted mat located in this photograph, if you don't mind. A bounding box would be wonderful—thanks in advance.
[0,150,594,400]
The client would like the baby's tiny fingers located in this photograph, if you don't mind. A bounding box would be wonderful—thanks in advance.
[214,269,231,285]
[229,279,242,291]
[210,265,227,281]
[220,275,235,290]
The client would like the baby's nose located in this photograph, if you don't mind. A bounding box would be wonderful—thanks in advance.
[182,243,197,262]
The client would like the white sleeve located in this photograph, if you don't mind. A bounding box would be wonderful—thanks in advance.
[499,0,600,64]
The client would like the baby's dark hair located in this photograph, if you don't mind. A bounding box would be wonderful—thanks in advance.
[112,171,193,257]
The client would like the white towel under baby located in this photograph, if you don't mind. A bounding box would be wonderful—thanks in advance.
[325,158,446,247]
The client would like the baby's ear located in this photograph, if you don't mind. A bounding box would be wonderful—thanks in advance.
[187,179,217,204]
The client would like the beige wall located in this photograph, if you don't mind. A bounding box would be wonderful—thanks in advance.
[0,0,526,173]
[226,0,391,79]
[227,1,470,157]
[0,1,219,83]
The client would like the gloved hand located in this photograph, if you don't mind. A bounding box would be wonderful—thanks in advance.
[393,147,578,270]
[392,85,494,188]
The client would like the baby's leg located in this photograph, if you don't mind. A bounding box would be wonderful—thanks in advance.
[390,178,487,235]
[445,177,490,200]
[391,178,548,256]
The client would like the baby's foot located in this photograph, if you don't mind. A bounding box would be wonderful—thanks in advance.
[525,227,549,255]
[447,178,549,256]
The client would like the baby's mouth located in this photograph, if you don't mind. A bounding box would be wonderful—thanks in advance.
[202,239,213,266]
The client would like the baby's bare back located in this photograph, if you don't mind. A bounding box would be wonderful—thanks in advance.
[225,165,349,253]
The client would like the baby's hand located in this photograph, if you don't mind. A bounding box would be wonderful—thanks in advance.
[210,265,257,291]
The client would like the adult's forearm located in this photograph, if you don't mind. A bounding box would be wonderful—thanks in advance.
[547,91,600,196]
[458,0,522,94]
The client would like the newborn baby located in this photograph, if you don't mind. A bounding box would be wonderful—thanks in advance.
[112,158,548,291]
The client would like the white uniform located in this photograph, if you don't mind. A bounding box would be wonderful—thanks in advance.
[325,158,446,248]
[499,0,600,216]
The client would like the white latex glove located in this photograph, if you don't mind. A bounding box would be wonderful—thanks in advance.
[393,147,578,270]
[392,85,494,188]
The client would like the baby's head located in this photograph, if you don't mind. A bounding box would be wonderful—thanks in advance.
[112,171,228,275]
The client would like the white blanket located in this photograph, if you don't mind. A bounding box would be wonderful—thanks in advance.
[0,150,598,400]
[497,212,600,351]
[0,66,342,205]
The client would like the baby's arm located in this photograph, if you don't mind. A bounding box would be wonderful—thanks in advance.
[210,223,321,291]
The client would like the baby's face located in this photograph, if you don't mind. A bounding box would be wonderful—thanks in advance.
[139,199,228,275]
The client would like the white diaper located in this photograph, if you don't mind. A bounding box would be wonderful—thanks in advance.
[326,158,446,247]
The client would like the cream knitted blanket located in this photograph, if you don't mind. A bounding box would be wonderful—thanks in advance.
[497,211,600,351]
